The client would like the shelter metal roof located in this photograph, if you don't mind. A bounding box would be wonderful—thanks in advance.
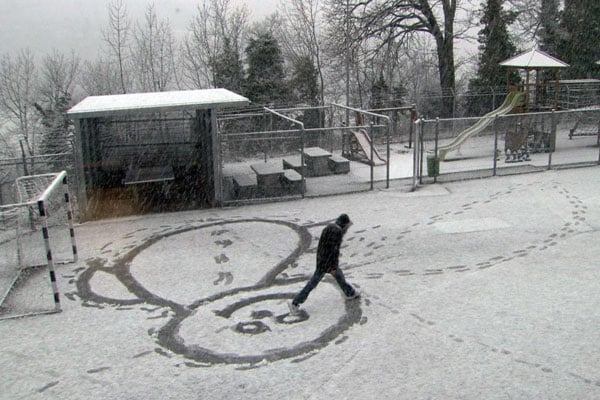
[500,49,569,69]
[67,88,250,119]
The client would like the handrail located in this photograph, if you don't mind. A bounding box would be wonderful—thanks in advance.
[331,103,392,188]
[263,107,306,197]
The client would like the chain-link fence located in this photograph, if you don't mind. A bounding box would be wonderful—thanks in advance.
[414,81,600,120]
[2,104,597,218]
[0,152,76,206]
[218,104,416,205]
[416,107,600,183]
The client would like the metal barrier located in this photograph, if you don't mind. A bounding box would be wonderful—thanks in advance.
[218,104,415,205]
[416,108,600,183]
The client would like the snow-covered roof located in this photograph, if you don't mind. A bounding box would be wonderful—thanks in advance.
[67,88,250,119]
[500,49,569,69]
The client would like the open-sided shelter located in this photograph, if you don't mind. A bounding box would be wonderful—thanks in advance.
[68,89,249,220]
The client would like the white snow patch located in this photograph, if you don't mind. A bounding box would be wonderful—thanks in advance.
[434,217,511,234]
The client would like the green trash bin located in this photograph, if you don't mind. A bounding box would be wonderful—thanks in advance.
[426,153,439,177]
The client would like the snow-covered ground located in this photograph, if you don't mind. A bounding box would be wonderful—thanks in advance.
[1,165,599,399]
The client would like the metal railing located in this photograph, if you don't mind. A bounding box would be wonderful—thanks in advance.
[416,108,600,184]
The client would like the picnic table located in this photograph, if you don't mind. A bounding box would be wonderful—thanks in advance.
[251,162,284,196]
[302,147,332,177]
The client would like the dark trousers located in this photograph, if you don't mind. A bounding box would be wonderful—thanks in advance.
[292,267,355,306]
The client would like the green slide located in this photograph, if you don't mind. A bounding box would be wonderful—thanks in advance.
[438,91,526,161]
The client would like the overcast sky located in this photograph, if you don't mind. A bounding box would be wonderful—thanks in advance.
[0,0,278,60]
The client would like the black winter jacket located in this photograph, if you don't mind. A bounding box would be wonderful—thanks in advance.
[316,222,344,272]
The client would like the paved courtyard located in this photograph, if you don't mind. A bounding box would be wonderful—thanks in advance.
[1,166,599,399]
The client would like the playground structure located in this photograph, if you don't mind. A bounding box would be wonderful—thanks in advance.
[437,91,526,161]
[344,129,388,165]
[340,110,389,166]
[417,104,600,183]
[436,49,571,165]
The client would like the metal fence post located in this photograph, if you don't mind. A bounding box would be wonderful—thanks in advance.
[548,109,555,170]
[419,119,425,185]
[597,119,600,165]
[493,115,498,176]
[412,118,421,191]
[434,118,439,183]
[409,105,416,149]
[301,125,306,198]
[386,118,390,189]
[369,121,374,190]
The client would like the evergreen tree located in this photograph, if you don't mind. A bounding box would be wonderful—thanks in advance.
[557,0,600,79]
[538,0,562,82]
[539,0,561,55]
[369,74,390,110]
[289,55,319,105]
[467,0,519,116]
[289,55,322,129]
[213,37,245,93]
[35,50,78,160]
[244,31,288,105]
[35,94,73,156]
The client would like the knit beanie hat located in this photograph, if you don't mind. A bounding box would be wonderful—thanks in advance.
[336,213,351,228]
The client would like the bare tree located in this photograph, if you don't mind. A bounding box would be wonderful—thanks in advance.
[276,0,326,106]
[0,116,14,199]
[0,118,14,159]
[132,4,178,92]
[181,0,248,89]
[506,0,541,45]
[350,0,472,117]
[102,0,132,93]
[323,0,366,109]
[38,50,79,106]
[0,49,38,157]
[79,57,122,96]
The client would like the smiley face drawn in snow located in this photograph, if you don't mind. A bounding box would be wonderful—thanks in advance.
[76,219,363,365]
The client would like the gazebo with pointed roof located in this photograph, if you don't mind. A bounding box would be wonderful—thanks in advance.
[500,48,569,111]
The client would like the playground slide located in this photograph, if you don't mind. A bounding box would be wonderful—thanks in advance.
[351,129,387,165]
[437,91,526,161]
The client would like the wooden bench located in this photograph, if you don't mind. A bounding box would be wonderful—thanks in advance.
[123,165,175,185]
[122,165,175,205]
[282,156,305,175]
[328,155,350,174]
[232,174,257,199]
[281,169,304,194]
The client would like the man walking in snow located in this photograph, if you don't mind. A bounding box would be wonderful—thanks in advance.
[288,213,359,315]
